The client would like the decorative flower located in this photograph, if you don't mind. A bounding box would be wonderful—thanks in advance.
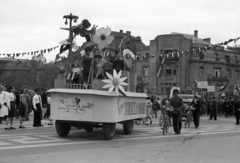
[102,69,128,96]
[93,27,114,50]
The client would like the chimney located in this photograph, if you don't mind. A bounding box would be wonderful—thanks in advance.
[194,30,198,38]
[203,38,211,43]
[126,31,131,36]
[120,30,123,33]
[136,36,141,40]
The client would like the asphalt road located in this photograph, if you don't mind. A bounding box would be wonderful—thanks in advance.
[0,115,239,163]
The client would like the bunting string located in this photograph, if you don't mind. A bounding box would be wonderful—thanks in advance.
[0,45,60,58]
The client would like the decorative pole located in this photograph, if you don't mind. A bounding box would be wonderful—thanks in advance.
[62,13,78,74]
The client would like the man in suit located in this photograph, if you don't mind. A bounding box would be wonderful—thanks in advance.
[209,97,218,120]
[191,95,201,129]
[170,89,184,134]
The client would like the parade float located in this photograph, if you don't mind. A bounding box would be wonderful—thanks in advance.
[48,15,147,140]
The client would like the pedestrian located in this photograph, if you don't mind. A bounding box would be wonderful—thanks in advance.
[4,86,16,130]
[191,95,201,129]
[32,88,43,127]
[234,95,240,125]
[19,88,29,129]
[209,97,217,120]
[145,97,153,125]
[41,88,47,120]
[0,86,8,124]
[15,92,20,119]
[169,89,183,134]
[47,93,53,125]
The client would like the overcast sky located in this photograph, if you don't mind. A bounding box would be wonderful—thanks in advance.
[0,0,239,62]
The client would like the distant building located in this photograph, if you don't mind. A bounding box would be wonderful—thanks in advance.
[0,58,31,76]
[148,30,240,97]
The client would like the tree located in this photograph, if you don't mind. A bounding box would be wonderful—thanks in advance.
[0,71,33,92]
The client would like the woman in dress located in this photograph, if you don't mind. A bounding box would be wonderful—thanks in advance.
[19,88,28,128]
[4,86,16,130]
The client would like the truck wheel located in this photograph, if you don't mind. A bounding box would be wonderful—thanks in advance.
[102,123,116,140]
[55,120,71,137]
[84,126,94,133]
[123,120,134,134]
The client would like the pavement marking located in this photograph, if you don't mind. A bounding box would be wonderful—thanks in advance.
[0,130,239,150]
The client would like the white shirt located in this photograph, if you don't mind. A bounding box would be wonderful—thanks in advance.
[3,91,10,107]
[72,67,81,74]
[33,94,42,110]
[47,97,51,105]
[9,92,15,102]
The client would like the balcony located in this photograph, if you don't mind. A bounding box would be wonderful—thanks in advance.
[207,76,229,82]
[189,56,240,66]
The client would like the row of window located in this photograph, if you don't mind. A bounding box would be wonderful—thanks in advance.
[161,82,177,93]
[199,67,240,79]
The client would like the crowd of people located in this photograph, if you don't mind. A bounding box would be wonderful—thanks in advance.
[0,85,52,130]
[144,90,240,135]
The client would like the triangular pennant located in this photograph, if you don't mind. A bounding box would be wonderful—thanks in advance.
[44,49,46,53]
[28,52,29,55]
[16,53,20,57]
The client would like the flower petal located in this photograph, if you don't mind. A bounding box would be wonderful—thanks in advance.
[96,27,105,36]
[118,85,126,93]
[113,69,117,79]
[103,83,113,89]
[106,35,114,44]
[119,81,129,86]
[98,41,106,49]
[119,77,127,82]
[93,35,101,44]
[102,79,112,84]
[115,86,119,96]
[106,72,113,80]
[104,27,112,36]
[116,70,122,79]
[108,86,114,94]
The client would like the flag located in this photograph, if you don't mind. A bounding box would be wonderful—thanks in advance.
[157,57,165,78]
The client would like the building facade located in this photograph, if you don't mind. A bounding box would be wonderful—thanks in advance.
[148,30,240,97]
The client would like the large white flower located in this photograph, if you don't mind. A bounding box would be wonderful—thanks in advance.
[102,69,128,96]
[92,27,114,49]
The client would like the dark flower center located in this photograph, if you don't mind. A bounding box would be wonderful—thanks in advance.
[100,34,106,40]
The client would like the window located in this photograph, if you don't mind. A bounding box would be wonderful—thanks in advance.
[173,83,177,86]
[214,68,221,78]
[235,70,239,79]
[225,55,230,63]
[235,56,238,64]
[199,52,204,60]
[173,69,177,76]
[227,69,231,78]
[215,53,219,62]
[161,87,164,93]
[143,67,149,76]
[199,67,204,77]
[165,69,172,76]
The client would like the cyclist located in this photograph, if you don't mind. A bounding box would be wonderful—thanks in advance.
[169,89,183,135]
[191,94,201,129]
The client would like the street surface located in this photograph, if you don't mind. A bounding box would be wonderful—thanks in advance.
[0,115,240,163]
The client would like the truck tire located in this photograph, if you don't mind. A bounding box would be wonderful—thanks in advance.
[84,126,94,133]
[55,120,71,137]
[102,123,116,140]
[123,120,134,134]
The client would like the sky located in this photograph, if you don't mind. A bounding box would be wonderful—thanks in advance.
[0,0,239,62]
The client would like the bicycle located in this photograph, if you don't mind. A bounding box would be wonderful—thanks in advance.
[160,106,170,135]
[185,106,194,128]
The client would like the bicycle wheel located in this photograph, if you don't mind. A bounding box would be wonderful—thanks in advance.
[188,113,192,127]
[162,117,166,135]
[142,118,146,125]
[166,117,169,133]
[135,119,140,125]
[185,114,189,128]
[159,114,163,126]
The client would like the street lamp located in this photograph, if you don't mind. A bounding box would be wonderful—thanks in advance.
[62,13,78,72]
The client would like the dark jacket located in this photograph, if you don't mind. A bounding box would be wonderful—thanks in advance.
[191,98,201,112]
[170,96,183,114]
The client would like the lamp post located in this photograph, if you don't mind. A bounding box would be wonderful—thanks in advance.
[63,13,78,72]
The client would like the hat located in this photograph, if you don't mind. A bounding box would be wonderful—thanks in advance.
[173,89,179,94]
